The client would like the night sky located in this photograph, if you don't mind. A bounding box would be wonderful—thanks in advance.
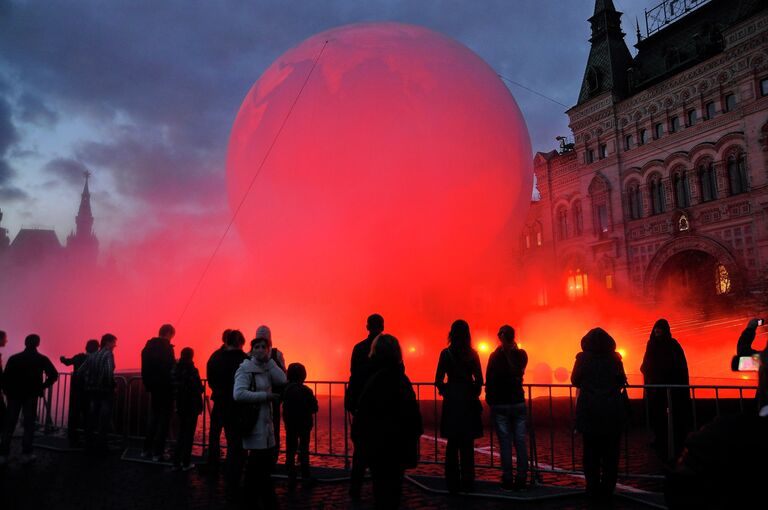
[0,0,656,247]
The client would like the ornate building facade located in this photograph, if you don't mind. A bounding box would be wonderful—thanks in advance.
[519,0,768,308]
[0,172,98,270]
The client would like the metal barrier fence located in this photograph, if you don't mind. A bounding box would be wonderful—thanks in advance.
[34,374,758,482]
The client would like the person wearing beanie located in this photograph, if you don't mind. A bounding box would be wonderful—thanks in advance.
[250,325,287,464]
[234,328,287,509]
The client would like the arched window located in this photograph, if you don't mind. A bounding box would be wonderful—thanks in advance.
[572,201,583,236]
[727,152,748,195]
[698,161,717,202]
[627,183,643,219]
[716,264,731,295]
[649,176,665,215]
[557,207,568,241]
[567,269,589,301]
[673,170,690,208]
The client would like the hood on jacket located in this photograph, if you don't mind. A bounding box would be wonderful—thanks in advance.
[580,327,616,354]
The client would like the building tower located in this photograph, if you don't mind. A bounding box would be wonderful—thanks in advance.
[577,0,634,105]
[67,171,99,264]
[0,209,9,250]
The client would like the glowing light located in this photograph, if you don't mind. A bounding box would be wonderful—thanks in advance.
[478,342,490,353]
[409,346,417,353]
[226,22,532,379]
[617,348,627,359]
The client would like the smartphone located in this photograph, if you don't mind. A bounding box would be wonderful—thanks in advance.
[758,319,765,326]
[737,354,761,372]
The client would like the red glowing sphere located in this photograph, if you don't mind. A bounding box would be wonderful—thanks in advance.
[226,23,532,359]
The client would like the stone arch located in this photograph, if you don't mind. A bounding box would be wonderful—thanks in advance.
[643,235,741,301]
[714,132,746,155]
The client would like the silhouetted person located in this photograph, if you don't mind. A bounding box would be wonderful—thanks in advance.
[736,319,761,357]
[61,338,99,446]
[572,327,628,501]
[665,408,768,508]
[141,323,176,461]
[666,343,768,508]
[435,319,483,494]
[172,347,203,471]
[0,334,58,465]
[206,329,248,476]
[354,334,423,510]
[206,328,232,467]
[0,331,7,431]
[234,328,286,510]
[282,362,318,487]
[346,313,384,497]
[81,334,117,452]
[485,325,528,491]
[640,319,692,462]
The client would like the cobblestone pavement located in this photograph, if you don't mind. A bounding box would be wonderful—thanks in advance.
[0,441,657,510]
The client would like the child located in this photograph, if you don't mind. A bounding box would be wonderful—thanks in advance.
[172,347,204,470]
[282,362,318,485]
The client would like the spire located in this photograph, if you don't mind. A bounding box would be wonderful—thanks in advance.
[636,17,643,45]
[67,170,98,265]
[75,170,93,236]
[576,0,634,105]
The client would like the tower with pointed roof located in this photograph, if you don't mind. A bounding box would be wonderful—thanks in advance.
[576,0,634,105]
[0,208,9,254]
[67,171,99,264]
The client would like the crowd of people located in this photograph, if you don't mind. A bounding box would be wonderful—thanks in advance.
[0,315,766,509]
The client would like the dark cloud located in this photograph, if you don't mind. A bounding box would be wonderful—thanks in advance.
[43,157,89,186]
[0,0,651,235]
[0,158,27,201]
[0,95,18,155]
[74,125,225,207]
[0,186,28,201]
[18,93,58,126]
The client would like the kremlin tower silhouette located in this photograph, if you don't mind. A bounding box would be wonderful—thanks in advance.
[0,172,99,269]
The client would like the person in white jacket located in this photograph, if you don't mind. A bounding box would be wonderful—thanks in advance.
[233,326,286,508]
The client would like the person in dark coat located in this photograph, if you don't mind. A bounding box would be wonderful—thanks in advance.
[0,334,58,464]
[141,323,176,461]
[571,327,628,500]
[736,319,760,356]
[346,313,384,497]
[61,339,99,446]
[665,411,768,509]
[354,334,423,510]
[0,331,8,437]
[205,328,231,467]
[434,319,483,494]
[172,347,203,470]
[282,362,318,486]
[640,319,692,462]
[485,325,528,490]
[206,329,248,478]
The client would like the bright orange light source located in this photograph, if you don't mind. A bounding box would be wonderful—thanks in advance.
[617,348,627,359]
[478,342,490,353]
[409,346,417,353]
